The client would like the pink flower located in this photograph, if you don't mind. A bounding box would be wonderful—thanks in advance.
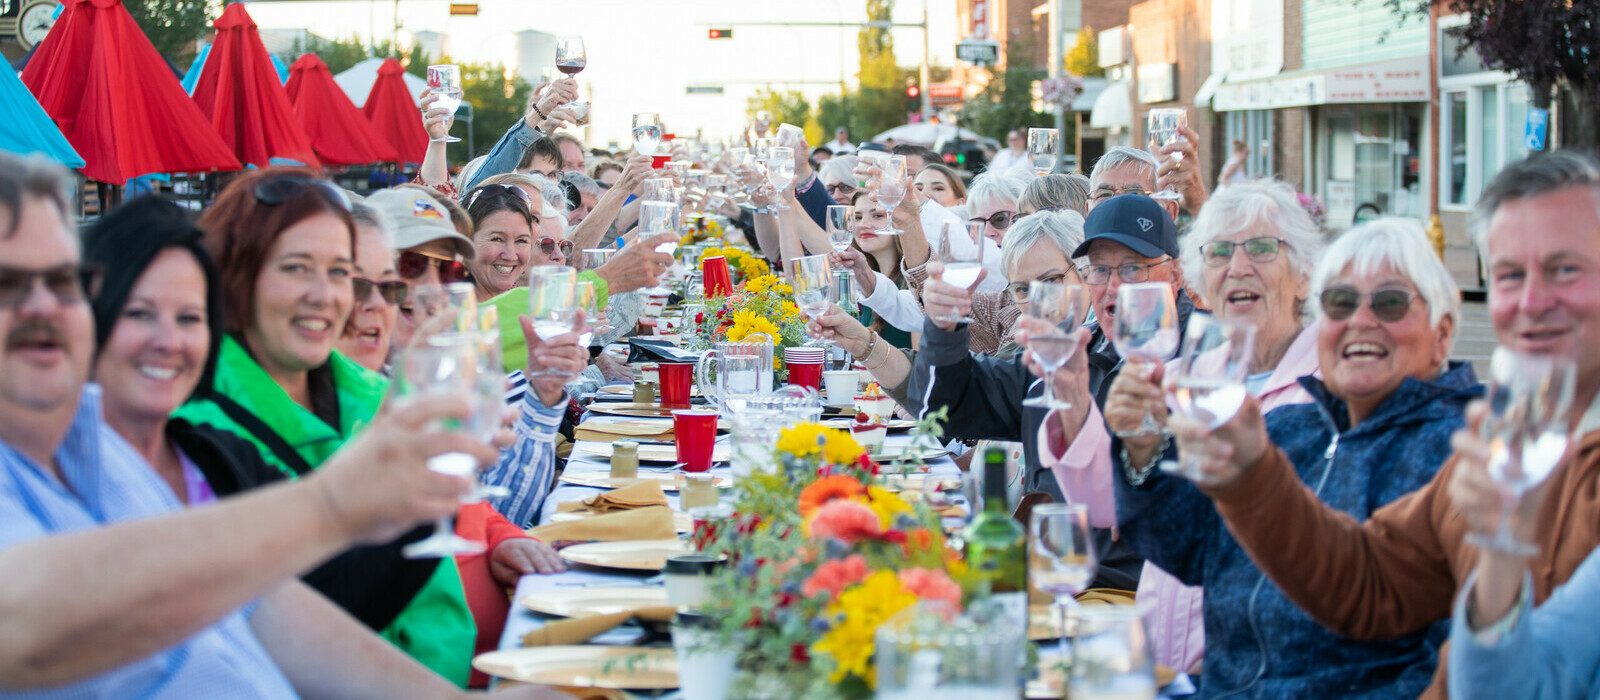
[802,554,871,599]
[807,500,884,544]
[898,567,963,608]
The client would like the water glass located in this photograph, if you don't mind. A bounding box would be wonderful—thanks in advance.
[1112,282,1179,437]
[1030,503,1097,647]
[633,113,663,156]
[932,220,984,324]
[1027,128,1058,175]
[826,205,855,253]
[1146,108,1188,201]
[1021,281,1085,410]
[1467,346,1577,555]
[1070,607,1158,700]
[397,334,490,559]
[527,267,578,377]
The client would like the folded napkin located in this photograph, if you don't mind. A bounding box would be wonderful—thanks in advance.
[528,506,679,544]
[573,420,674,443]
[1076,588,1138,607]
[560,480,671,513]
[520,605,678,647]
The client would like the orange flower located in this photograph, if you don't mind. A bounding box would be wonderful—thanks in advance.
[898,567,963,608]
[799,474,867,519]
[807,500,885,544]
[801,554,871,600]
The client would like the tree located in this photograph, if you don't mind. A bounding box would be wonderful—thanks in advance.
[1387,0,1599,152]
[817,92,859,143]
[1065,27,1105,78]
[746,89,811,132]
[855,0,903,139]
[125,0,217,66]
[956,38,1057,143]
[455,61,532,163]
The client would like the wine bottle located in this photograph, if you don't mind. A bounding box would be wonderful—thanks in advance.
[961,447,1026,596]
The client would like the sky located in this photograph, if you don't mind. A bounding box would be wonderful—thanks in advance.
[243,0,963,148]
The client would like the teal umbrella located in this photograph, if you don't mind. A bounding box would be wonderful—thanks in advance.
[1,67,83,167]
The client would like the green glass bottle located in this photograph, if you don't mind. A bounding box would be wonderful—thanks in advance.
[961,447,1026,596]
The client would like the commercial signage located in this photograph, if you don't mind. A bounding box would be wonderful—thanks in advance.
[1136,63,1176,104]
[1325,56,1428,103]
[957,39,999,66]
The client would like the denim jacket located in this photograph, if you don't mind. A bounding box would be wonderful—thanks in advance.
[1116,361,1480,699]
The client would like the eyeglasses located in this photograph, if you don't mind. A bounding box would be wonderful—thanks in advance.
[825,182,858,196]
[1201,237,1287,266]
[1077,258,1175,285]
[1088,185,1149,202]
[970,210,1020,230]
[253,176,352,211]
[1319,287,1418,323]
[396,250,472,285]
[352,277,408,306]
[0,263,102,309]
[538,237,575,258]
[1006,272,1070,304]
[464,183,532,211]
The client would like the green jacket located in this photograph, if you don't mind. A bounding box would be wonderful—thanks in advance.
[173,336,477,686]
[488,269,609,373]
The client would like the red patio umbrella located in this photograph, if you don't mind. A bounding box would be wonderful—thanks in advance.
[363,58,429,166]
[285,54,398,165]
[190,3,318,169]
[20,0,239,184]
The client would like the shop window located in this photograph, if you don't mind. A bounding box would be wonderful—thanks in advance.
[1447,92,1468,206]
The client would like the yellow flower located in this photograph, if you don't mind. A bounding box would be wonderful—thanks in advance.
[777,423,829,458]
[822,430,865,465]
[812,571,918,685]
[727,309,780,343]
[744,274,773,294]
[780,300,800,320]
[701,246,724,260]
[863,486,913,529]
[771,282,793,296]
[741,257,770,278]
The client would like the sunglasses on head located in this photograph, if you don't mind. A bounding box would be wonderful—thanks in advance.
[396,250,472,285]
[464,183,532,211]
[538,237,575,258]
[253,176,351,211]
[1319,287,1417,323]
[352,277,408,306]
[0,263,103,309]
[971,210,1020,230]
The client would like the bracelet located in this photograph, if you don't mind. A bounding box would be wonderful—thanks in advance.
[532,103,549,121]
[1120,431,1172,487]
[861,332,881,368]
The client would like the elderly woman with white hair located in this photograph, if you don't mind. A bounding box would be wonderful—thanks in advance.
[1107,219,1477,698]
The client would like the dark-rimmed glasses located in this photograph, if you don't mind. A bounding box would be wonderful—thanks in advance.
[0,264,103,309]
[1088,185,1149,203]
[1077,258,1175,286]
[971,210,1020,230]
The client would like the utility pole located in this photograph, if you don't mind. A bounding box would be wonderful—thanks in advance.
[920,0,931,120]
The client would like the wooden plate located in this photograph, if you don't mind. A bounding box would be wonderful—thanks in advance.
[519,587,671,618]
[558,472,728,491]
[548,509,696,533]
[473,646,677,689]
[576,442,732,464]
[559,539,692,571]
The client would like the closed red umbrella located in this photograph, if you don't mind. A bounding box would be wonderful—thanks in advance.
[363,58,429,166]
[190,3,317,169]
[20,0,239,184]
[285,54,398,165]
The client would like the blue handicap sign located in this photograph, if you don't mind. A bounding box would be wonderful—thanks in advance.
[1525,108,1549,151]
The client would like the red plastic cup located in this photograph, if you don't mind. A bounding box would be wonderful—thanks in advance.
[659,361,694,408]
[702,256,734,298]
[786,360,824,391]
[651,155,670,169]
[673,409,720,472]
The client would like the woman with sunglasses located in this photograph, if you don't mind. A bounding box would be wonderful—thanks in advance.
[366,187,479,354]
[338,201,406,373]
[966,169,1031,246]
[1103,218,1475,698]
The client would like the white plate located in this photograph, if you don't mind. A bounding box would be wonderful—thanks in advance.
[558,472,728,491]
[473,646,677,689]
[576,442,733,464]
[519,587,671,618]
[559,539,692,571]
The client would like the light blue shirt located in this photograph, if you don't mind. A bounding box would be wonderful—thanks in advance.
[1448,546,1600,700]
[461,119,544,193]
[482,375,567,529]
[0,385,298,700]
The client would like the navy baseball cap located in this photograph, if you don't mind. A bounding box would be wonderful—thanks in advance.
[1072,194,1179,259]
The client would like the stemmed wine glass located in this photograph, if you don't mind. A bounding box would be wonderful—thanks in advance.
[791,254,837,348]
[1146,108,1188,201]
[1112,282,1179,437]
[633,113,663,156]
[1030,503,1098,648]
[1466,347,1577,555]
[875,155,907,234]
[426,65,463,144]
[1028,128,1059,175]
[638,201,680,296]
[555,36,586,76]
[398,334,490,558]
[526,267,579,378]
[826,205,855,255]
[1021,281,1085,410]
[931,220,985,324]
[1165,315,1256,481]
[575,279,610,345]
[766,146,796,210]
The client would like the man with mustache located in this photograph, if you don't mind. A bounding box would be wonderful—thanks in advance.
[0,154,572,698]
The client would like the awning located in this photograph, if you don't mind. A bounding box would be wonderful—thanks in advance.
[1212,55,1428,112]
[1069,77,1106,112]
[1193,72,1227,107]
[1089,79,1131,129]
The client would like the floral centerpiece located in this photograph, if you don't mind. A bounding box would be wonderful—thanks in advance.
[694,415,971,699]
[698,245,769,286]
[686,268,807,357]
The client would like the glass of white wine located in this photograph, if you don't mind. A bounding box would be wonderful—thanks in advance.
[1165,314,1256,481]
[875,155,908,234]
[526,266,578,378]
[766,146,796,210]
[1021,281,1085,410]
[1027,128,1059,175]
[1030,503,1097,648]
[633,113,663,156]
[1146,108,1188,201]
[426,64,463,144]
[1112,282,1179,437]
[790,254,836,347]
[931,220,985,324]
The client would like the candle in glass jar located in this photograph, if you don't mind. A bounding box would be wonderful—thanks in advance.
[610,440,640,479]
[679,473,718,511]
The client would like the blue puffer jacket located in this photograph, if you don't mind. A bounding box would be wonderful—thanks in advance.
[1115,361,1480,699]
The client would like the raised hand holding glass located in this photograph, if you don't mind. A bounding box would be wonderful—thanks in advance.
[426,65,463,144]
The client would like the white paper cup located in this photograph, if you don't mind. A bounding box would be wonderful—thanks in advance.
[822,370,860,406]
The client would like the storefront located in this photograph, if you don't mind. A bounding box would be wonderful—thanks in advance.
[1437,14,1531,213]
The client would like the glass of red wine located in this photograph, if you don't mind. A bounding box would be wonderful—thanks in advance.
[556,36,586,76]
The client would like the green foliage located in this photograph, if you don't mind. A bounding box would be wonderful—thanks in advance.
[290,34,390,75]
[1065,27,1105,78]
[817,92,859,142]
[957,38,1057,143]
[455,61,532,162]
[855,0,905,139]
[125,0,218,66]
[746,89,811,132]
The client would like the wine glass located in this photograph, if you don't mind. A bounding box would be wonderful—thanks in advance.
[526,266,579,378]
[640,177,675,203]
[791,254,836,347]
[931,220,985,324]
[875,156,908,234]
[426,65,463,144]
[633,113,663,156]
[1028,128,1059,175]
[575,280,607,346]
[1031,503,1097,648]
[580,248,615,272]
[397,334,490,559]
[1165,315,1257,481]
[1071,607,1158,700]
[1146,108,1188,201]
[639,201,681,296]
[826,205,855,254]
[1112,282,1179,437]
[1466,347,1577,555]
[753,138,776,162]
[1021,281,1085,410]
[408,282,477,345]
[555,36,586,76]
[766,146,796,210]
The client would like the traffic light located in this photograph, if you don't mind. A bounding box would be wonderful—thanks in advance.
[708,28,733,39]
[905,84,920,114]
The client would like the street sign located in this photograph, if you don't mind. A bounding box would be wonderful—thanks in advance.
[448,3,478,15]
[957,39,999,67]
[1525,107,1549,151]
[928,84,963,107]
[686,86,725,95]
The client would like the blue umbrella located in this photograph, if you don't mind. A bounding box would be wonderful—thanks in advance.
[0,67,83,167]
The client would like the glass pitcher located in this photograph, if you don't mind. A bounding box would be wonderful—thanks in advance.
[1070,606,1158,700]
[695,341,767,417]
[875,600,1022,700]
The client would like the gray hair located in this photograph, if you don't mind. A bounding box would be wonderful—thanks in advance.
[454,155,489,194]
[1001,209,1085,279]
[967,169,1030,217]
[0,152,72,240]
[1470,150,1600,257]
[819,155,858,186]
[349,201,396,249]
[1309,217,1460,348]
[481,172,569,214]
[1089,146,1159,189]
[1180,179,1324,309]
[1019,173,1090,215]
[561,170,602,198]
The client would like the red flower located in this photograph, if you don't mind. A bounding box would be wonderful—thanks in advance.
[856,452,880,475]
[790,644,810,663]
[695,312,705,324]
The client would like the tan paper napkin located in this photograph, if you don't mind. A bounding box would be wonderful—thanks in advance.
[558,480,671,514]
[528,506,679,544]
[574,419,674,443]
[519,605,678,647]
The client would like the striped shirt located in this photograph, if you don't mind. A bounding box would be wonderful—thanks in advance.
[0,385,298,699]
[481,374,566,528]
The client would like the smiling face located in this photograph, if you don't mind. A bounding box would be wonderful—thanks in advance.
[0,196,94,425]
[95,249,209,423]
[1009,240,1080,319]
[243,214,354,379]
[1487,185,1600,398]
[470,210,533,296]
[1317,264,1452,423]
[1084,239,1180,335]
[336,225,398,373]
[1202,222,1308,363]
[914,169,962,208]
[852,197,894,254]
